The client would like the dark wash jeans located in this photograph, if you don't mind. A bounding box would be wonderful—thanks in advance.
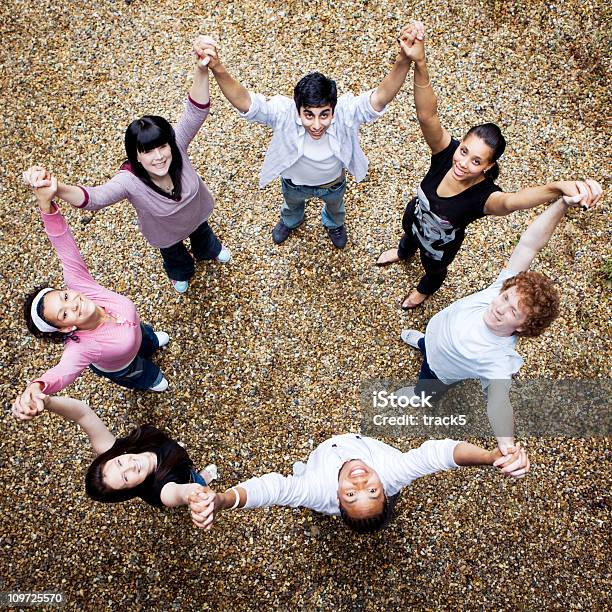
[159,220,222,282]
[89,323,163,390]
[413,337,455,402]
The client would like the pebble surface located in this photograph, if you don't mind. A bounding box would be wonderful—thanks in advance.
[1,0,610,609]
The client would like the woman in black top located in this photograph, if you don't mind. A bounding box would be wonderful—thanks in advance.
[377,21,598,309]
[12,394,215,510]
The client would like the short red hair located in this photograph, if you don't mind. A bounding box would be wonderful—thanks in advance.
[501,271,560,337]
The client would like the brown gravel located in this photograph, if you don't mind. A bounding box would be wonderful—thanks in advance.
[1,0,610,610]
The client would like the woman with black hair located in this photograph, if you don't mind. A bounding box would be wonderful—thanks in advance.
[377,21,596,309]
[12,394,216,510]
[18,177,170,416]
[188,433,529,534]
[23,36,230,294]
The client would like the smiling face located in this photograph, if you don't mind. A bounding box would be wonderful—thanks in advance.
[451,133,495,182]
[483,286,528,336]
[299,105,334,140]
[102,452,157,491]
[42,289,98,332]
[136,143,172,178]
[337,460,385,519]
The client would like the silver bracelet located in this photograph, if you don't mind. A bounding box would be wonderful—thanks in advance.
[229,487,240,510]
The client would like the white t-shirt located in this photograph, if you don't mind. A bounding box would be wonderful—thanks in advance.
[240,434,460,515]
[282,132,343,186]
[425,269,524,387]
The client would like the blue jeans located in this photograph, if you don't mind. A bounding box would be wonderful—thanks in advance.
[414,337,454,402]
[190,469,210,486]
[89,323,163,390]
[280,177,347,229]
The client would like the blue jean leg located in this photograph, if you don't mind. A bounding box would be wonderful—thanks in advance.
[414,337,454,402]
[318,180,346,229]
[280,179,308,228]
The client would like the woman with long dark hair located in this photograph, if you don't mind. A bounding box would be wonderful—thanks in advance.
[18,177,170,416]
[377,22,598,309]
[12,394,216,509]
[23,36,230,294]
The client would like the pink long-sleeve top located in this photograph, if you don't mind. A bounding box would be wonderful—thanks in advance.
[77,97,213,249]
[34,205,142,394]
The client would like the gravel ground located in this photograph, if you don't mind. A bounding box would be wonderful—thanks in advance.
[1,0,610,610]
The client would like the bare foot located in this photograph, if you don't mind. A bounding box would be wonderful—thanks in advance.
[376,248,400,266]
[400,289,428,309]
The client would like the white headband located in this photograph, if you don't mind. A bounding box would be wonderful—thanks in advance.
[31,288,59,333]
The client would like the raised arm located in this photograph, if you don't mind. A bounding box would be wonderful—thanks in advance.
[369,25,413,112]
[23,166,124,210]
[201,39,251,113]
[507,180,602,272]
[190,36,215,105]
[485,178,602,216]
[13,395,115,456]
[400,22,450,154]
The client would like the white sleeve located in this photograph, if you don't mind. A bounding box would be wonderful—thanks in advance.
[239,93,291,129]
[391,439,461,487]
[239,471,316,509]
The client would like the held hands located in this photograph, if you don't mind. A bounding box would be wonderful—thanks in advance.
[493,442,530,479]
[12,384,47,421]
[193,35,219,70]
[560,179,602,209]
[398,20,426,63]
[22,166,58,206]
[188,488,219,530]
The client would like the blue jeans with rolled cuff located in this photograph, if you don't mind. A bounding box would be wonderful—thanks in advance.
[280,177,347,229]
[89,323,164,391]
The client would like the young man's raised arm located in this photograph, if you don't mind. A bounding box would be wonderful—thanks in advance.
[369,24,414,112]
[200,39,251,113]
[507,181,601,273]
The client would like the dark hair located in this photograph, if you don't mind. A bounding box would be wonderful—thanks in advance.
[124,116,183,200]
[85,425,193,504]
[293,72,338,113]
[339,492,401,534]
[23,285,79,345]
[465,122,506,180]
[501,271,560,337]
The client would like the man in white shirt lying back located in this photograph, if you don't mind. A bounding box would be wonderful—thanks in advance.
[200,26,416,249]
[398,181,602,457]
[188,434,529,534]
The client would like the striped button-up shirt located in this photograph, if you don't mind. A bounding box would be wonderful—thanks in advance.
[240,90,387,187]
[239,435,460,515]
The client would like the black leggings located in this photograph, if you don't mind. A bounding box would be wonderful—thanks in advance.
[397,206,462,295]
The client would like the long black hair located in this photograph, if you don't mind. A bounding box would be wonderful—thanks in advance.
[85,425,193,504]
[124,116,183,200]
[465,122,506,181]
[23,285,79,345]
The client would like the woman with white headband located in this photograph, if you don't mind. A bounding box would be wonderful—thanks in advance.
[19,175,169,418]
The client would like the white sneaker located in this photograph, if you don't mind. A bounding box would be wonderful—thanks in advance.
[154,331,169,348]
[400,329,424,349]
[171,279,189,293]
[215,245,232,264]
[148,376,169,392]
[201,463,218,483]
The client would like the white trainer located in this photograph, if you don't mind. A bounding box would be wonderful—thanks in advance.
[201,463,218,483]
[171,279,189,293]
[400,329,424,349]
[154,331,170,348]
[149,376,169,392]
[215,245,232,264]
